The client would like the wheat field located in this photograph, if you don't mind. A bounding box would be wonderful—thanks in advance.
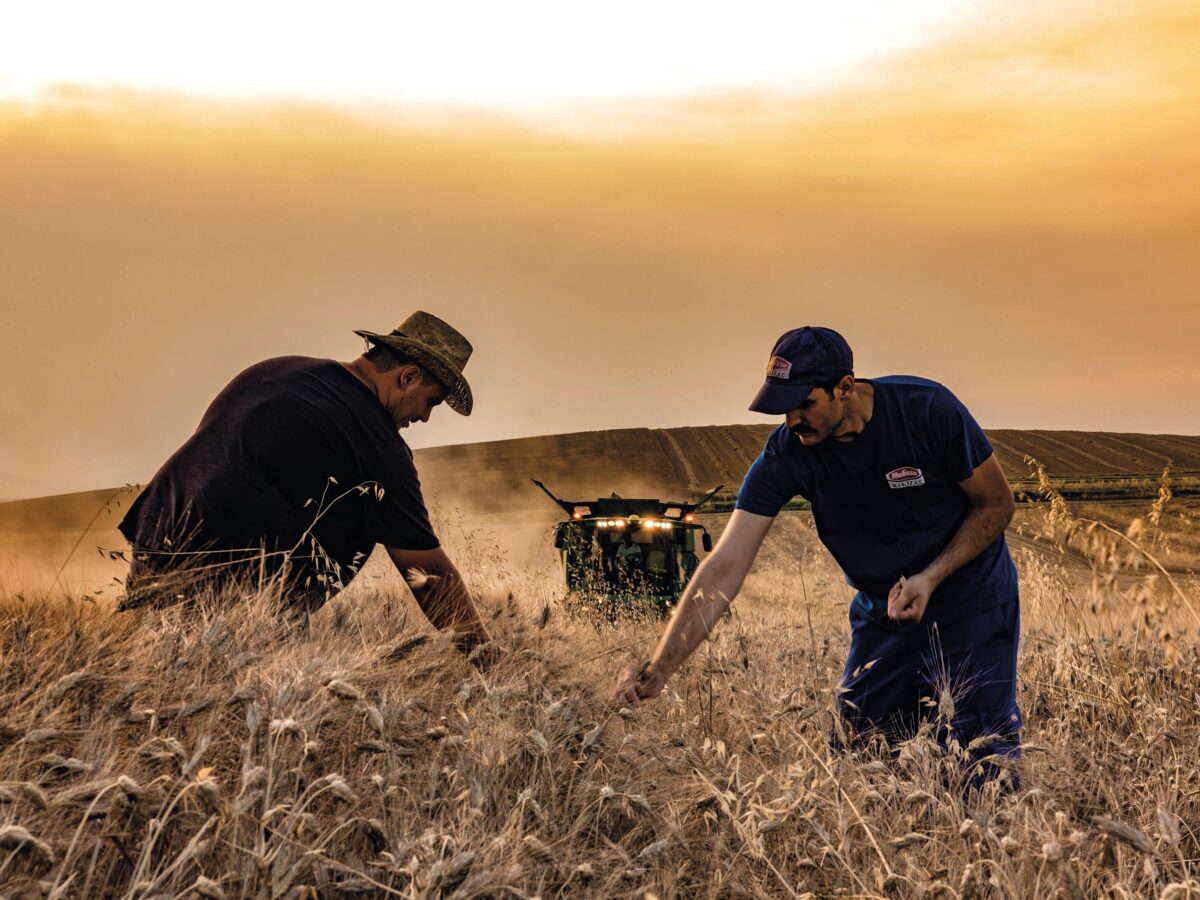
[1,491,1198,898]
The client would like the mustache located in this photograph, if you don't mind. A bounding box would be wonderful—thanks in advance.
[791,424,817,436]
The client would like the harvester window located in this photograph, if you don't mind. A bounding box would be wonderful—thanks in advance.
[606,531,652,545]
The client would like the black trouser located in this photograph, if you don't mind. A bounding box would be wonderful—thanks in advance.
[837,594,1022,791]
[121,544,326,618]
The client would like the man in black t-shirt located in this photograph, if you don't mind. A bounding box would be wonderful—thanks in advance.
[119,311,495,657]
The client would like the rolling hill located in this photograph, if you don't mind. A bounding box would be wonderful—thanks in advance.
[412,425,1200,506]
[2,425,1198,594]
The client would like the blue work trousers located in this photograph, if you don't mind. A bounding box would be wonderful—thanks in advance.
[837,594,1022,789]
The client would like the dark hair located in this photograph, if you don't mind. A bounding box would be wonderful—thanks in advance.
[815,372,854,397]
[363,344,438,385]
[364,343,441,386]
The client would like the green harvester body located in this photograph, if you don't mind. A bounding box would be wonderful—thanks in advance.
[531,479,722,616]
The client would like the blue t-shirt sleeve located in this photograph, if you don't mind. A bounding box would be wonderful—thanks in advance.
[932,385,994,481]
[735,428,797,516]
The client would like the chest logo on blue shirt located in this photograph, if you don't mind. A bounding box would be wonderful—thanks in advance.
[886,466,926,489]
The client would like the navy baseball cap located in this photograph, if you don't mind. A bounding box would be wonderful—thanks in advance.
[749,326,854,415]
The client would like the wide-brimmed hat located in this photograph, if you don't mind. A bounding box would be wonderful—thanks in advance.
[354,311,473,415]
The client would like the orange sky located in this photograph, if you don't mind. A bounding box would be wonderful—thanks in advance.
[2,0,1198,497]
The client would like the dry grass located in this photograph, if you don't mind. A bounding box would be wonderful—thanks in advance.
[1,494,1199,898]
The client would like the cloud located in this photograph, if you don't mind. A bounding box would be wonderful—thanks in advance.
[1,0,1197,494]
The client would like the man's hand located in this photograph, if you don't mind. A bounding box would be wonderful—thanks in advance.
[610,660,666,711]
[887,572,935,622]
[465,640,508,672]
[404,566,439,592]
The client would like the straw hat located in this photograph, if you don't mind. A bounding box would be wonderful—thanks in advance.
[355,311,473,415]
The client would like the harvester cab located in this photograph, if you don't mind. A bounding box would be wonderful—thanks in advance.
[531,478,724,615]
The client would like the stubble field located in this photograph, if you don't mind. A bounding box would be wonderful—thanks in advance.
[1,486,1198,898]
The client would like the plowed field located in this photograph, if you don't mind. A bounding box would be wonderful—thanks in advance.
[3,427,1198,594]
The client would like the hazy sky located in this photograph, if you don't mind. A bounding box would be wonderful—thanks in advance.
[2,1,984,109]
[2,0,1198,497]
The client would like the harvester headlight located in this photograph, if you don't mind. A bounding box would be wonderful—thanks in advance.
[684,514,696,523]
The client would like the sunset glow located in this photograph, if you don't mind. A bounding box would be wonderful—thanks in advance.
[3,1,984,110]
[2,0,1198,497]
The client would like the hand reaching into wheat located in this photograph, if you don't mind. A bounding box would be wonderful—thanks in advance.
[403,566,508,669]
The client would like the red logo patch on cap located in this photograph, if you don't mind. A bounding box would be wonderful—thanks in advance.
[886,466,925,489]
[767,355,792,379]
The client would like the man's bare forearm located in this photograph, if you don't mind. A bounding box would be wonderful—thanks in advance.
[642,555,745,689]
[610,510,775,709]
[920,502,1013,588]
[413,573,491,651]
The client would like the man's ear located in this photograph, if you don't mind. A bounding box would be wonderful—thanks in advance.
[838,375,855,398]
[398,365,421,390]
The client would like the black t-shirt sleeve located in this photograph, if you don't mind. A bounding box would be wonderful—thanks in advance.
[931,385,994,482]
[361,440,440,551]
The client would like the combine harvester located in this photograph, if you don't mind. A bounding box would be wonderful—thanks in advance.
[531,479,722,617]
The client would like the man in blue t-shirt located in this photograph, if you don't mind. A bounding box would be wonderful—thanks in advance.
[612,326,1021,787]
